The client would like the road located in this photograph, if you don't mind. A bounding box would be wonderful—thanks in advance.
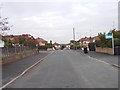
[76,49,119,66]
[4,50,118,88]
[2,51,51,85]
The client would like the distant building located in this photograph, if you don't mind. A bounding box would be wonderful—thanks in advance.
[53,42,61,50]
[36,37,48,46]
[77,36,100,47]
[78,37,92,47]
[0,35,4,47]
[92,36,100,42]
[66,43,71,49]
[0,39,4,47]
[2,34,35,46]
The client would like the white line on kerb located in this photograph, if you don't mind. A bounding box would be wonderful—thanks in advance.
[87,56,110,65]
[0,51,54,89]
[75,51,119,68]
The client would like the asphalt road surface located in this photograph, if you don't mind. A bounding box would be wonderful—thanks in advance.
[2,51,51,85]
[5,50,118,88]
[76,49,119,66]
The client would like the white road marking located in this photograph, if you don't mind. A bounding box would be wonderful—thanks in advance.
[75,50,119,68]
[1,51,54,89]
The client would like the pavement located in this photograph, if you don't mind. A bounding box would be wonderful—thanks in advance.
[76,49,119,67]
[3,50,118,88]
[2,51,52,85]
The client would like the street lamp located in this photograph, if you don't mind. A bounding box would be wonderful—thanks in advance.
[73,27,76,50]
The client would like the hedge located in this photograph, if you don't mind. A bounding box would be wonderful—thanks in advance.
[38,46,47,49]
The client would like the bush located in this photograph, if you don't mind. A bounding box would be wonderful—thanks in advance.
[45,43,53,48]
[70,45,74,49]
[95,40,101,47]
[114,38,120,46]
[106,40,112,48]
[88,42,95,51]
[95,38,120,48]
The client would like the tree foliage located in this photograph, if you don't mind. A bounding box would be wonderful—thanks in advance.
[45,43,53,48]
[2,38,13,47]
[96,29,120,48]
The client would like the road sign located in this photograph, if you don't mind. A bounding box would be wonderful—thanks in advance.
[105,33,114,54]
[105,33,113,39]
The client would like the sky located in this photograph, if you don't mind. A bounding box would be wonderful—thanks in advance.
[0,0,119,44]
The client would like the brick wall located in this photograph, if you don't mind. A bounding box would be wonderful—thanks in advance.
[96,47,114,55]
[1,51,38,66]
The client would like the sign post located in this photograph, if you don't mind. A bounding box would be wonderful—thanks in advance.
[105,33,114,55]
[112,33,114,55]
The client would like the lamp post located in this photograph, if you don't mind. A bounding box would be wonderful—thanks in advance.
[73,27,76,50]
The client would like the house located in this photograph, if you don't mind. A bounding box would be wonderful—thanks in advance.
[77,36,100,48]
[0,34,4,47]
[77,37,92,47]
[36,37,48,46]
[2,35,20,46]
[92,36,100,42]
[0,40,4,47]
[66,43,72,49]
[2,34,35,46]
[53,42,61,50]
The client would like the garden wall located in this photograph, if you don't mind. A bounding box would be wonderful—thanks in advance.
[96,47,114,55]
[1,50,38,66]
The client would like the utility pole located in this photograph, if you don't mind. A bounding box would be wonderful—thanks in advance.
[73,27,76,50]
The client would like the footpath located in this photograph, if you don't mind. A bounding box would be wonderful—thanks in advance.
[76,49,119,68]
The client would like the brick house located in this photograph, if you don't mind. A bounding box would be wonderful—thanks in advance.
[77,37,92,47]
[92,36,100,42]
[77,36,100,47]
[36,37,48,46]
[66,43,72,49]
[2,34,35,46]
[53,42,61,50]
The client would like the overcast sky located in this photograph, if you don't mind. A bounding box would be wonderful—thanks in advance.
[1,0,119,44]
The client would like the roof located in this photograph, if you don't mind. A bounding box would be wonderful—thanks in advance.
[2,34,35,44]
[53,42,60,45]
[37,38,47,42]
[92,36,100,40]
[78,37,92,42]
[78,36,100,43]
[85,40,91,42]
[2,34,33,39]
[67,43,71,45]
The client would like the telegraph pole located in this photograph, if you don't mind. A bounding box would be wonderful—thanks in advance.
[73,27,76,50]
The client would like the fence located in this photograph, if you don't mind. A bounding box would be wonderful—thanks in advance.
[1,46,37,57]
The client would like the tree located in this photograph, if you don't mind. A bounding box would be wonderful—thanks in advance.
[25,39,37,47]
[2,38,13,47]
[96,29,120,48]
[0,17,12,35]
[18,36,26,46]
[45,43,53,48]
[70,40,76,43]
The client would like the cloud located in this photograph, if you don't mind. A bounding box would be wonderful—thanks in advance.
[3,1,118,43]
[1,0,119,2]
